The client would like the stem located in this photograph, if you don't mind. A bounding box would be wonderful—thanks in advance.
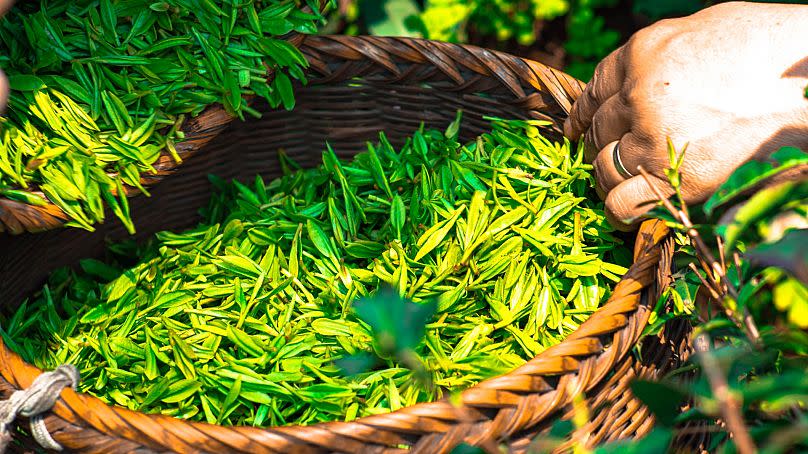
[717,235,727,277]
[636,166,760,343]
[688,262,720,300]
[733,252,744,288]
[695,334,758,454]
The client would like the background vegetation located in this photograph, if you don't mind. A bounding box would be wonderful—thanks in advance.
[318,0,711,80]
[319,0,808,81]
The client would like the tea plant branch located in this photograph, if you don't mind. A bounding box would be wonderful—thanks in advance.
[637,161,761,453]
[694,334,757,454]
[636,165,760,343]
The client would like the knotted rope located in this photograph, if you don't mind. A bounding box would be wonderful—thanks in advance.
[0,365,79,453]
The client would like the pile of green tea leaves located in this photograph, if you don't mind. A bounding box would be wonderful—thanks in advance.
[2,117,630,426]
[0,0,324,232]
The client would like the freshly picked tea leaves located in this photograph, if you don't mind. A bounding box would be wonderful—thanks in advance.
[2,117,631,427]
[0,0,325,231]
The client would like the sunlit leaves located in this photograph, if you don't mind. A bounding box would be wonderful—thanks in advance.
[2,118,626,427]
[0,0,325,230]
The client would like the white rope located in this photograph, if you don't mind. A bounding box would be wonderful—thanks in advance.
[0,365,79,453]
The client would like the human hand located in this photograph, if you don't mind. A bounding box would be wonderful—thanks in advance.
[564,1,808,229]
[0,0,13,112]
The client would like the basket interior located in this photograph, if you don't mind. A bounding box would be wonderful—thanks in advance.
[0,58,691,453]
[0,77,563,308]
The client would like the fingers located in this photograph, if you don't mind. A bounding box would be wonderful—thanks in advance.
[605,173,674,229]
[564,45,626,140]
[592,133,646,194]
[0,1,12,113]
[0,0,12,15]
[583,95,631,162]
[0,70,7,114]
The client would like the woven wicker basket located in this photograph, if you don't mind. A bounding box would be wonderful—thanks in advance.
[0,35,692,453]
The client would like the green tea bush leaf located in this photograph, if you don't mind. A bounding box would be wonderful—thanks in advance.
[629,139,808,453]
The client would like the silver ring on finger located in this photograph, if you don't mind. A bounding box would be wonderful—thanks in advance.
[612,141,634,179]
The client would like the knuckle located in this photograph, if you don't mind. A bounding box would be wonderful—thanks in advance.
[588,77,611,104]
[619,80,644,107]
[651,18,677,30]
[570,95,593,126]
[581,83,599,105]
[626,19,679,56]
[588,110,614,151]
[592,50,617,81]
[584,125,598,153]
[647,17,683,36]
[703,1,743,14]
[627,26,653,50]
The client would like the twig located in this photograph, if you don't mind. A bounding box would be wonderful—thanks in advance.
[687,262,748,328]
[688,262,720,300]
[695,334,758,454]
[636,166,760,343]
[733,252,744,287]
[636,167,733,291]
[728,252,760,340]
[717,236,727,278]
[742,311,760,343]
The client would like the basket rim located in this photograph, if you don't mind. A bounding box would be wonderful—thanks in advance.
[0,35,673,453]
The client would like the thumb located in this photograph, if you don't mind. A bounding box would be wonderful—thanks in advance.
[604,173,674,230]
[0,70,8,114]
[0,0,8,113]
[0,1,13,15]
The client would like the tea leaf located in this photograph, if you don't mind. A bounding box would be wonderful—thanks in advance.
[5,118,626,428]
[0,0,325,230]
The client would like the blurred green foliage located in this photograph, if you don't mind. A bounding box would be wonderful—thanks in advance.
[323,0,706,82]
[563,0,619,80]
[417,0,570,44]
[415,0,620,80]
[634,145,808,452]
[326,0,808,81]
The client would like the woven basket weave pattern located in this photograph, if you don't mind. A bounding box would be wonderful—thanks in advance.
[0,35,689,453]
